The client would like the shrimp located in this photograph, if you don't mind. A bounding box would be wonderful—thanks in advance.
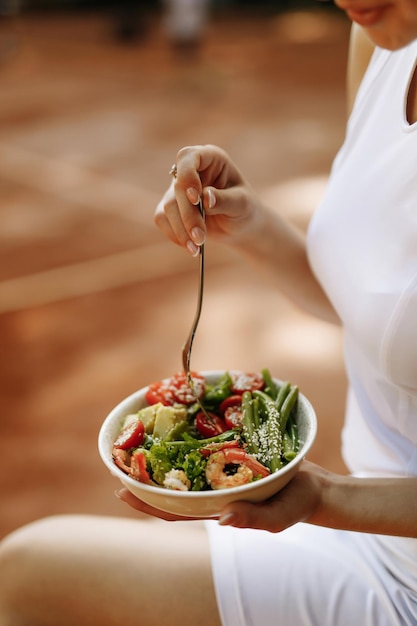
[113,447,154,485]
[112,447,132,474]
[205,448,270,490]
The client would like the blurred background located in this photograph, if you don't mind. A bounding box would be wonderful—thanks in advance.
[0,0,350,539]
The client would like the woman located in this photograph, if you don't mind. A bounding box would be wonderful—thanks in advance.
[1,1,417,624]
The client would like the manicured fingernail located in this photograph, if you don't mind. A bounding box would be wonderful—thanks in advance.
[186,240,199,256]
[186,187,200,205]
[191,227,205,246]
[114,489,124,500]
[207,187,216,209]
[218,512,237,526]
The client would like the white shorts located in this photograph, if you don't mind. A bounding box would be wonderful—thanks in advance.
[205,521,417,626]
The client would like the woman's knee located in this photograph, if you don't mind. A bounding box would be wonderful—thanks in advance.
[0,517,63,625]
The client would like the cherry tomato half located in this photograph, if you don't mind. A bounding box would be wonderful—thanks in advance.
[146,372,206,406]
[219,394,242,414]
[230,372,265,395]
[224,406,243,429]
[195,411,228,438]
[130,450,152,484]
[219,394,243,429]
[169,371,206,405]
[114,418,145,450]
[145,381,175,406]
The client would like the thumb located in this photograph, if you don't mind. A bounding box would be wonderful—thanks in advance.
[203,185,253,221]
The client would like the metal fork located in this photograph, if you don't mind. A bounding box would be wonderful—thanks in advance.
[182,198,210,415]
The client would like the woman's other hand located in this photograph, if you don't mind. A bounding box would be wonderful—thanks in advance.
[217,460,327,532]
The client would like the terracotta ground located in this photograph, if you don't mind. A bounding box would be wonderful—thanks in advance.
[0,5,351,539]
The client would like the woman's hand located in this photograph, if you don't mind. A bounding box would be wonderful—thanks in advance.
[155,144,338,323]
[217,460,327,532]
[155,144,264,256]
[115,487,206,522]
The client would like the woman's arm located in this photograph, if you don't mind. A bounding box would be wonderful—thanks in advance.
[225,205,340,324]
[218,461,417,538]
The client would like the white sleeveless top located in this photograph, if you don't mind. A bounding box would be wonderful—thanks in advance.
[307,41,417,480]
[307,41,417,589]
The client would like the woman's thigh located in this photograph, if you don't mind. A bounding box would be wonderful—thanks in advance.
[0,515,222,626]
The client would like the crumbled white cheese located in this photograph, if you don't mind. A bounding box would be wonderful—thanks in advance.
[163,469,191,491]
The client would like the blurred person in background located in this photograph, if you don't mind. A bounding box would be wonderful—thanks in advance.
[1,0,417,625]
[113,0,150,43]
[163,0,210,55]
[0,0,19,61]
[112,0,210,53]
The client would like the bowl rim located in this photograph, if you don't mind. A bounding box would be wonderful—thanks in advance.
[98,370,318,499]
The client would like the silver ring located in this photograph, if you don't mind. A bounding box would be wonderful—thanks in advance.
[169,163,177,178]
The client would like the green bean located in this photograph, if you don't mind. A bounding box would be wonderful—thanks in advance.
[275,381,291,411]
[261,368,279,399]
[253,389,281,418]
[253,390,283,471]
[203,371,233,405]
[267,407,282,471]
[282,432,297,462]
[280,385,299,435]
[252,396,261,429]
[166,430,236,448]
[282,417,300,461]
[287,415,299,453]
[242,391,259,455]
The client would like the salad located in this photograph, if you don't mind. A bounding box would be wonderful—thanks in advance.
[112,369,300,492]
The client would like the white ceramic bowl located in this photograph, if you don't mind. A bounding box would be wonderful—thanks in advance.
[98,371,317,518]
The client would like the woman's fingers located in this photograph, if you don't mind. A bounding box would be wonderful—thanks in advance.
[154,144,257,253]
[218,463,324,533]
[154,186,204,257]
[115,487,208,522]
[175,143,240,190]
